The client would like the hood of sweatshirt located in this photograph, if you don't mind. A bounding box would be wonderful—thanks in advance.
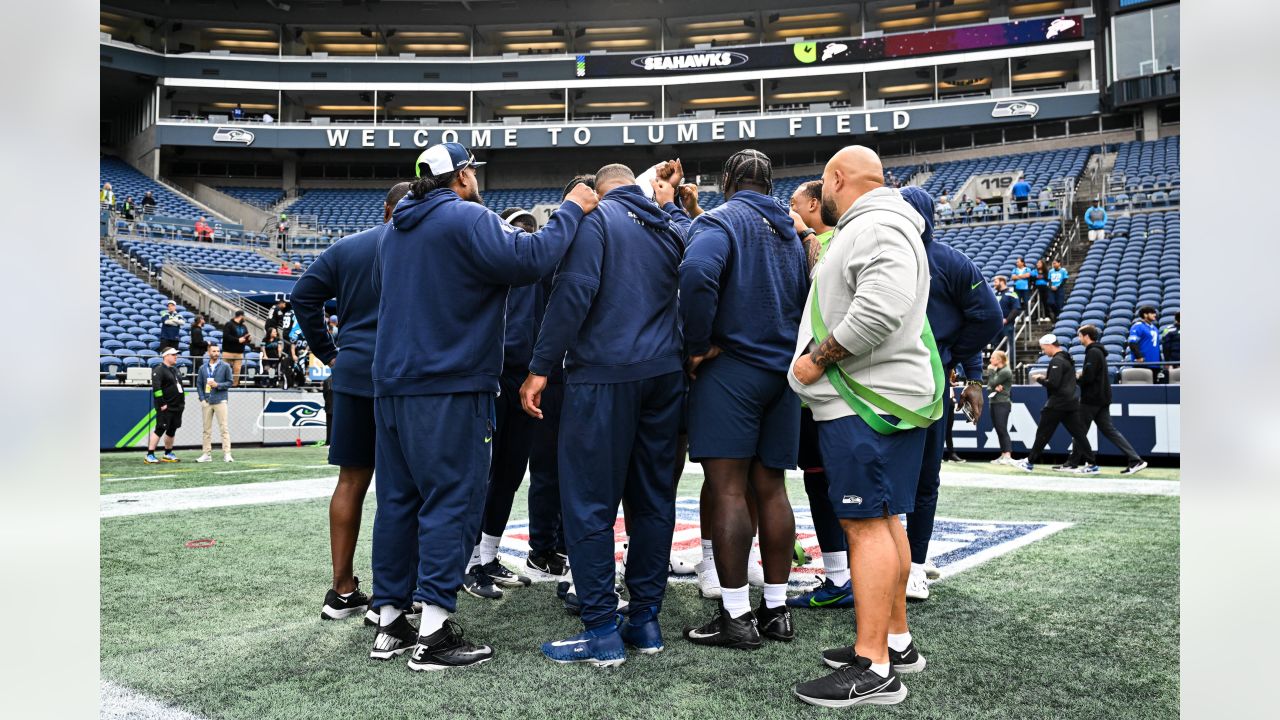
[1087,341,1108,358]
[728,189,800,239]
[602,184,673,228]
[899,186,936,244]
[836,186,927,238]
[391,188,464,232]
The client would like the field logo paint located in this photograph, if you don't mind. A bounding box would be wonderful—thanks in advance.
[258,399,326,428]
[498,498,1070,588]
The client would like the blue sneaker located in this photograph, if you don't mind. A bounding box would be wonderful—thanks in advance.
[143,453,159,464]
[542,625,626,667]
[786,577,854,609]
[618,607,664,655]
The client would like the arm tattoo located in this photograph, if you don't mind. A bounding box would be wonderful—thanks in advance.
[809,335,852,368]
[805,235,821,271]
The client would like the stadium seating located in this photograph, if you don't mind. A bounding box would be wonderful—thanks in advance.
[99,254,218,380]
[935,222,1060,282]
[283,189,388,234]
[100,157,207,219]
[119,239,279,274]
[217,186,286,210]
[923,147,1091,203]
[1107,137,1180,210]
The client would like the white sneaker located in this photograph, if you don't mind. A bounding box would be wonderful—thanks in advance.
[1013,458,1034,472]
[906,564,931,601]
[224,454,235,463]
[746,548,765,588]
[669,551,697,575]
[694,559,722,599]
[195,454,212,463]
[989,457,1004,464]
[922,560,941,580]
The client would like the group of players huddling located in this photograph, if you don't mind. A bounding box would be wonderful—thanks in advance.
[290,140,1006,708]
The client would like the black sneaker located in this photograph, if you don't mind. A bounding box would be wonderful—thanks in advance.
[1052,463,1079,472]
[755,602,795,642]
[320,578,370,621]
[682,606,762,650]
[461,565,504,600]
[406,620,495,671]
[945,452,965,463]
[369,613,418,660]
[526,550,568,577]
[793,655,907,707]
[1121,460,1148,475]
[481,558,531,587]
[365,602,422,627]
[822,643,927,674]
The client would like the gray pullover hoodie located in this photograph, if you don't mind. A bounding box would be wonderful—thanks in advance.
[788,186,934,422]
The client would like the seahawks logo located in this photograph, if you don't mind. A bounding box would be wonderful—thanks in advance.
[260,399,327,428]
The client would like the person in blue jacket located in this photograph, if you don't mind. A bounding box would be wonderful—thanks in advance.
[519,163,686,667]
[292,180,410,625]
[1085,202,1108,241]
[679,149,809,649]
[1047,259,1069,320]
[369,143,599,670]
[992,275,1021,366]
[1128,305,1163,379]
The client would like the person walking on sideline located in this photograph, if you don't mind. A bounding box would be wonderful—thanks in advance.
[986,350,1014,464]
[1015,334,1095,473]
[1069,325,1147,474]
[144,348,185,464]
[196,345,234,463]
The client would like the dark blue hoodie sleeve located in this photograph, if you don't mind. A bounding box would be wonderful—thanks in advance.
[948,259,1005,378]
[663,201,692,239]
[528,213,604,376]
[678,217,731,357]
[465,202,585,286]
[291,252,339,366]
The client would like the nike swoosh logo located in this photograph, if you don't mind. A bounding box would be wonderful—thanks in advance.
[686,629,720,639]
[971,281,983,290]
[853,677,895,697]
[549,639,586,647]
[484,436,492,444]
[809,593,849,607]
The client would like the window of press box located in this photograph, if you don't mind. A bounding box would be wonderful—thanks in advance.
[1002,125,1034,143]
[1112,3,1179,81]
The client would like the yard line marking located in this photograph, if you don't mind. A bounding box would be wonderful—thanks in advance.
[103,473,180,483]
[939,472,1179,496]
[101,680,210,720]
[101,476,343,518]
[212,468,277,475]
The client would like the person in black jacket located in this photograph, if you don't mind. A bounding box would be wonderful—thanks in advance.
[1069,325,1147,474]
[1016,334,1095,473]
[221,311,251,386]
[145,348,186,464]
[188,314,209,361]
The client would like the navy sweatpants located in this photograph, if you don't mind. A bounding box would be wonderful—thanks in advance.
[905,392,951,565]
[371,393,493,613]
[527,381,565,557]
[480,370,536,538]
[560,371,683,631]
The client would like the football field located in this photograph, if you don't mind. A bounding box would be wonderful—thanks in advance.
[101,447,1179,719]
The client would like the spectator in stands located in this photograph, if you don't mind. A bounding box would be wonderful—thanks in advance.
[1072,325,1147,474]
[328,314,339,336]
[1011,177,1031,213]
[121,196,135,222]
[267,299,294,337]
[974,197,989,220]
[1038,187,1053,215]
[1047,259,1069,320]
[1084,202,1108,241]
[1010,257,1032,297]
[144,348,184,464]
[277,214,290,251]
[277,262,293,276]
[194,216,214,242]
[141,190,156,216]
[261,327,282,384]
[1016,334,1095,473]
[221,310,251,386]
[1033,259,1050,321]
[100,182,115,210]
[158,301,184,353]
[232,103,245,121]
[1128,306,1163,380]
[992,275,1021,366]
[937,195,953,222]
[188,314,209,361]
[986,350,1014,465]
[196,345,235,464]
[1161,312,1180,369]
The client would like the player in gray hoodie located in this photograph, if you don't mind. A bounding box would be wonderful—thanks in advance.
[789,146,939,708]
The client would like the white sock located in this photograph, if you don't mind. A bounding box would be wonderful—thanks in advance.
[378,605,403,626]
[888,631,913,652]
[763,583,787,609]
[721,585,750,618]
[478,533,502,566]
[822,551,850,586]
[466,545,482,570]
[870,661,891,678]
[701,538,714,563]
[419,604,449,637]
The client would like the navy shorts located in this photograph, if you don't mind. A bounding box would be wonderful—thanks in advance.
[818,414,927,519]
[328,391,376,468]
[687,353,799,470]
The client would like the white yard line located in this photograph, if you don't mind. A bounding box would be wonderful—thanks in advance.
[939,471,1179,496]
[101,476,342,518]
[934,520,1074,580]
[101,681,209,720]
[211,468,276,475]
[102,473,180,483]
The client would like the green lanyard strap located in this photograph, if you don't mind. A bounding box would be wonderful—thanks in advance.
[808,271,945,436]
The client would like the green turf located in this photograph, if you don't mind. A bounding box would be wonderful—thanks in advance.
[941,458,1181,481]
[100,446,335,494]
[101,481,1178,719]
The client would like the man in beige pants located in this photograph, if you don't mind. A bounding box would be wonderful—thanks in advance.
[196,345,235,462]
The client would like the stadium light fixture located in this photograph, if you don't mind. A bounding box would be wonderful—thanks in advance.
[310,31,368,38]
[499,29,556,37]
[936,10,988,23]
[310,105,384,111]
[774,25,845,38]
[683,20,747,31]
[503,103,566,111]
[582,101,651,109]
[687,95,757,105]
[503,41,567,51]
[205,27,278,37]
[582,26,648,35]
[876,3,921,15]
[399,105,467,112]
[212,40,281,49]
[1010,1,1068,16]
[771,90,845,100]
[879,82,933,93]
[879,17,931,29]
[400,43,470,52]
[776,12,845,23]
[396,31,467,39]
[1012,70,1070,81]
[686,32,755,43]
[582,39,652,49]
[315,43,381,52]
[209,102,277,110]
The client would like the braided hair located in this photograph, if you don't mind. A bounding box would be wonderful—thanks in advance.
[720,149,774,196]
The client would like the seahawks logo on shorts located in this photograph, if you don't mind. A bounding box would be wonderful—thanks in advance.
[842,495,863,505]
[260,399,327,428]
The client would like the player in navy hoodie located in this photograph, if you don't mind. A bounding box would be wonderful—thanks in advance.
[679,149,809,649]
[520,163,686,667]
[368,143,598,671]
[292,181,411,624]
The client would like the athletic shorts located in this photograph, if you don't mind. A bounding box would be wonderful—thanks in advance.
[154,407,183,437]
[328,391,376,468]
[797,407,823,472]
[818,414,928,519]
[686,353,799,470]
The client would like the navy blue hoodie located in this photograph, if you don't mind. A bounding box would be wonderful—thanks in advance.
[291,224,383,397]
[679,189,808,373]
[529,184,684,383]
[901,186,1004,380]
[373,188,584,396]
